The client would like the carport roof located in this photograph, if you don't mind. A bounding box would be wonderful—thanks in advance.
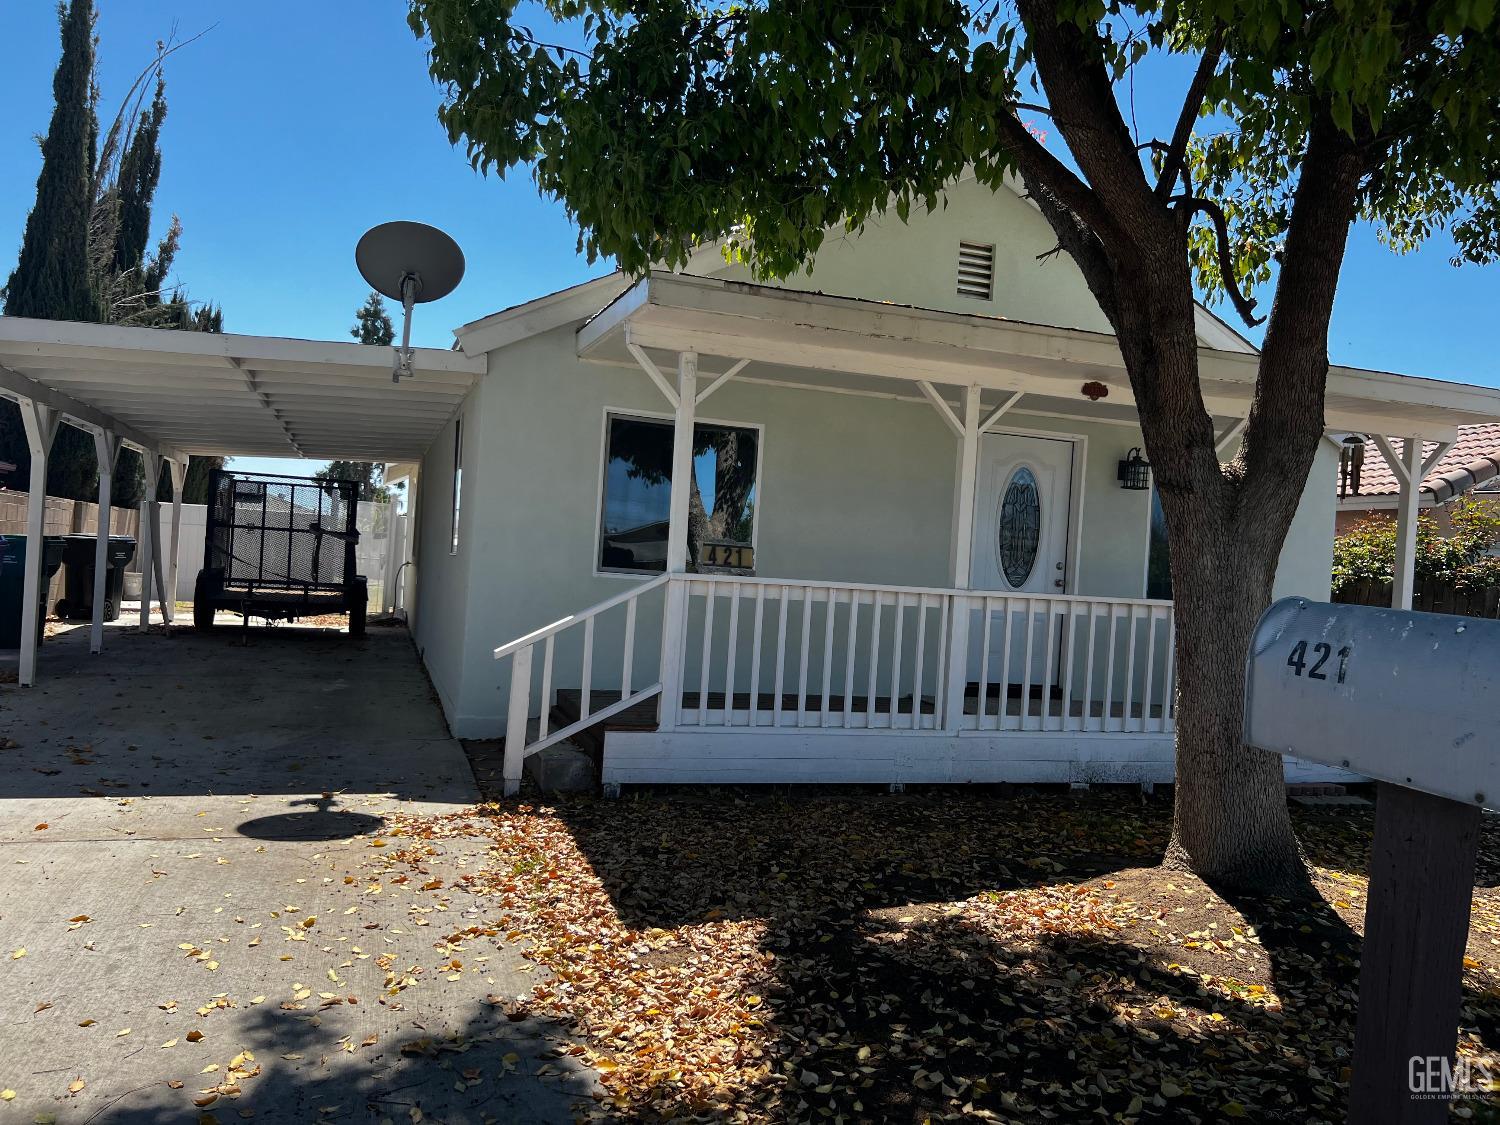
[0,316,485,463]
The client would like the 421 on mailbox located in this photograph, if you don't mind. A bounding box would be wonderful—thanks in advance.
[1285,639,1351,684]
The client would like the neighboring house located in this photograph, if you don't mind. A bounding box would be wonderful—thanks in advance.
[1334,424,1500,535]
[398,175,1500,793]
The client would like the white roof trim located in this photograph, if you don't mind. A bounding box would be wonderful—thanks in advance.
[454,274,629,357]
[579,273,1500,439]
[0,317,485,462]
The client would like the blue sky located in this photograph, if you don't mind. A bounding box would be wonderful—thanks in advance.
[3,2,1498,472]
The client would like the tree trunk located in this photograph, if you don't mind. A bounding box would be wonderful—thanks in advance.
[1162,512,1308,892]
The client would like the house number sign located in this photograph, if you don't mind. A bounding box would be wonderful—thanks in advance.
[699,541,754,570]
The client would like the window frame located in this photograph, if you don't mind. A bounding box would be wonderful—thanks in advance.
[593,406,766,580]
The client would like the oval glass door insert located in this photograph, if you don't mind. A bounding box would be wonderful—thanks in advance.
[997,466,1041,587]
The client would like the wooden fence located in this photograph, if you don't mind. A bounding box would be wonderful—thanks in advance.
[0,494,145,607]
[1333,577,1500,619]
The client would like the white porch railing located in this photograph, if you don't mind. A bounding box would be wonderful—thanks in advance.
[495,573,1175,793]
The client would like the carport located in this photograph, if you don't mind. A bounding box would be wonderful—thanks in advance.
[0,315,485,684]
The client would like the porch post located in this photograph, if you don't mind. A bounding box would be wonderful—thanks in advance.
[165,458,185,625]
[657,350,698,730]
[90,430,120,654]
[18,400,60,687]
[1390,436,1423,611]
[944,385,982,728]
[138,451,160,631]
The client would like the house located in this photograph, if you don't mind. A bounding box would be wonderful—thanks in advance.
[1335,424,1500,534]
[398,176,1500,793]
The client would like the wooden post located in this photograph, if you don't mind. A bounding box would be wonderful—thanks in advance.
[1391,437,1423,612]
[17,400,59,687]
[165,459,185,625]
[657,351,698,731]
[138,451,160,631]
[90,430,120,654]
[1347,784,1482,1124]
[944,385,981,728]
[502,645,533,797]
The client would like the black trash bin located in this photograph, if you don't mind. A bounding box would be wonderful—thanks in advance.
[56,534,137,622]
[0,535,67,648]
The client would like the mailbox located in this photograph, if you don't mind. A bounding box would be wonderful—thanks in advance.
[1244,597,1499,808]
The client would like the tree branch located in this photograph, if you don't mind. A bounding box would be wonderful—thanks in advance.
[1015,0,1166,249]
[1155,32,1223,200]
[1169,195,1263,327]
[1022,168,1120,325]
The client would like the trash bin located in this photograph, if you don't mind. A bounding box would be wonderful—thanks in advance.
[56,534,137,622]
[0,535,66,648]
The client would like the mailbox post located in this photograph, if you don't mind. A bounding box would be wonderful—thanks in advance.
[1245,598,1494,1124]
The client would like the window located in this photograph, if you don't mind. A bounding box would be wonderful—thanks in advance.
[449,417,462,555]
[957,240,995,300]
[598,414,759,574]
[1146,485,1171,599]
[997,465,1041,587]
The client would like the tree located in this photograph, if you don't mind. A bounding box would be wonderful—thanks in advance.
[0,0,101,498]
[0,12,222,503]
[411,0,1500,892]
[352,291,396,346]
[315,461,387,503]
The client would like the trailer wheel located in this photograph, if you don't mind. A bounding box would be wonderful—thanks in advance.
[193,572,217,633]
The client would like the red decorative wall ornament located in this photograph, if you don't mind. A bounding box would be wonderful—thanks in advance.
[1081,380,1109,401]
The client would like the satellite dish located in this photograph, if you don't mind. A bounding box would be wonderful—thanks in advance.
[356,221,466,382]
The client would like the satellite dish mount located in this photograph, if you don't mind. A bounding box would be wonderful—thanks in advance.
[356,222,466,383]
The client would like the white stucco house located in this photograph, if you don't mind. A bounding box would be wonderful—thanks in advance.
[389,176,1500,794]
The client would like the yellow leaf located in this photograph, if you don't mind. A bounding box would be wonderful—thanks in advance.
[10,948,25,959]
[161,1039,178,1049]
[116,1028,131,1037]
[250,995,266,1005]
[1463,956,1482,970]
[67,1079,85,1094]
[0,1090,13,1101]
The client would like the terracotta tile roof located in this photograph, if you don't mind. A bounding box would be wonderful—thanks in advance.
[1340,423,1500,501]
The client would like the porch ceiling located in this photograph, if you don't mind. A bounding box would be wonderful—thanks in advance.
[579,273,1500,440]
[0,316,485,462]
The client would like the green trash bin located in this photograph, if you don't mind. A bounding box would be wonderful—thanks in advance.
[0,535,67,648]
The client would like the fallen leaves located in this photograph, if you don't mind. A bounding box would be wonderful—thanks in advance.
[373,790,1500,1123]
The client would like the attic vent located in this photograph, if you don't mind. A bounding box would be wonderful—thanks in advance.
[957,241,995,300]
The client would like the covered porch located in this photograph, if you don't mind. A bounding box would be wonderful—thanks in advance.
[493,273,1500,793]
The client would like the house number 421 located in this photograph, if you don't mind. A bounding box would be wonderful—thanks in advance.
[1286,640,1351,684]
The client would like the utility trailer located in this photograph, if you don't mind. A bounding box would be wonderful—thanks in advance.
[193,469,367,635]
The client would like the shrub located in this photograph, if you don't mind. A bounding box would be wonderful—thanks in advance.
[1331,497,1500,596]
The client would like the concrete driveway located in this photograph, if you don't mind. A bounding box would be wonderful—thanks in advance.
[0,621,593,1124]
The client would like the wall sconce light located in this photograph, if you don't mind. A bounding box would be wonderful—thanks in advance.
[1118,447,1151,490]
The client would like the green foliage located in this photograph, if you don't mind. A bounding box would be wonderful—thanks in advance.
[315,461,387,503]
[351,291,396,346]
[1331,496,1500,594]
[409,0,1500,292]
[3,0,100,322]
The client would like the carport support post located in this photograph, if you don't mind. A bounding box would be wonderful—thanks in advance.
[90,430,121,654]
[1346,459,1483,1125]
[165,459,185,625]
[138,451,160,631]
[656,350,698,733]
[18,400,60,687]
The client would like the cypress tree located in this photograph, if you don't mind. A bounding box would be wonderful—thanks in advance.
[351,291,395,346]
[3,0,100,322]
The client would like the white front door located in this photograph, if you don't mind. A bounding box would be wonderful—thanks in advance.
[969,433,1075,687]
